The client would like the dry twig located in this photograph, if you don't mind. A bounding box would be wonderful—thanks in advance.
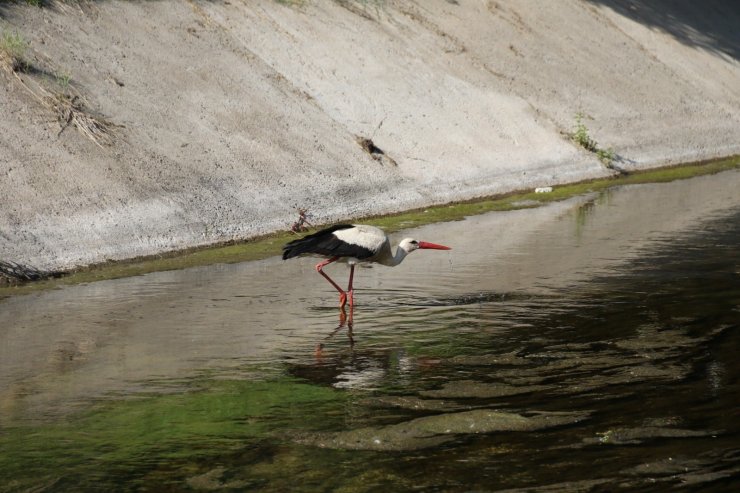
[2,39,116,147]
[290,208,313,233]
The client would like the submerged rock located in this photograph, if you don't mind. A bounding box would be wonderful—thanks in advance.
[186,467,249,490]
[589,426,715,446]
[447,351,531,366]
[297,409,590,451]
[495,478,613,493]
[420,380,547,399]
[357,395,467,412]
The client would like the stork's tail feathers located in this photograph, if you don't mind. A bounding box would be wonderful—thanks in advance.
[282,239,312,260]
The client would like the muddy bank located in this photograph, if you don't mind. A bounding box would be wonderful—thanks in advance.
[1,0,739,271]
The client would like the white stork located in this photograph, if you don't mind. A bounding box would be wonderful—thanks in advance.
[282,224,451,309]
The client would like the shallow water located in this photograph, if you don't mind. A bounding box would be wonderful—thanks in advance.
[1,171,739,492]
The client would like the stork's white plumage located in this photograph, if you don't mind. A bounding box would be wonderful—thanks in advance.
[282,224,451,309]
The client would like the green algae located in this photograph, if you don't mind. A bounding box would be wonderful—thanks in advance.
[1,156,738,298]
[0,377,346,492]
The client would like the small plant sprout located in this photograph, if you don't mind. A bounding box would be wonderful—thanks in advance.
[57,72,72,89]
[572,113,616,167]
[596,147,616,165]
[572,112,597,152]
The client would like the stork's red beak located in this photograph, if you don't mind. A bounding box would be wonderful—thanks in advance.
[418,241,451,250]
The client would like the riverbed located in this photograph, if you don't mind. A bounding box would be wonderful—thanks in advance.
[1,170,739,492]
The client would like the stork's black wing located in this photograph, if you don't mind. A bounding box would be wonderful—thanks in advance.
[282,224,375,260]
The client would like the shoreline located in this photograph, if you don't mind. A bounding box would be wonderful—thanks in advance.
[2,155,737,299]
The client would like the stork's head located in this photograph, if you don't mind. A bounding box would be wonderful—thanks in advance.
[398,238,452,253]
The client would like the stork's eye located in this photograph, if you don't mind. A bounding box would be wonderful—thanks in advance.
[411,240,418,245]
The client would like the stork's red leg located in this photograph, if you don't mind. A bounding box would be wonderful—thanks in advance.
[316,257,347,308]
[347,264,356,309]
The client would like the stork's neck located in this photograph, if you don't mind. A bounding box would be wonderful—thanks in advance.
[380,244,409,267]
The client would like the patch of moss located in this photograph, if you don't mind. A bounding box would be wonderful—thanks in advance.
[1,156,737,299]
[0,377,346,491]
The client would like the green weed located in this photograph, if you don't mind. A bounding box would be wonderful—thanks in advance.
[596,147,615,164]
[572,113,616,166]
[572,113,597,152]
[56,72,72,89]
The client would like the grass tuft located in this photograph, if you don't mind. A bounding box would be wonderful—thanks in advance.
[0,30,29,73]
[56,72,71,89]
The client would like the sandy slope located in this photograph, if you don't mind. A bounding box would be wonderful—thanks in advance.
[0,0,738,271]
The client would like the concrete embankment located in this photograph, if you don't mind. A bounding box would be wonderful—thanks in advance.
[1,0,739,272]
